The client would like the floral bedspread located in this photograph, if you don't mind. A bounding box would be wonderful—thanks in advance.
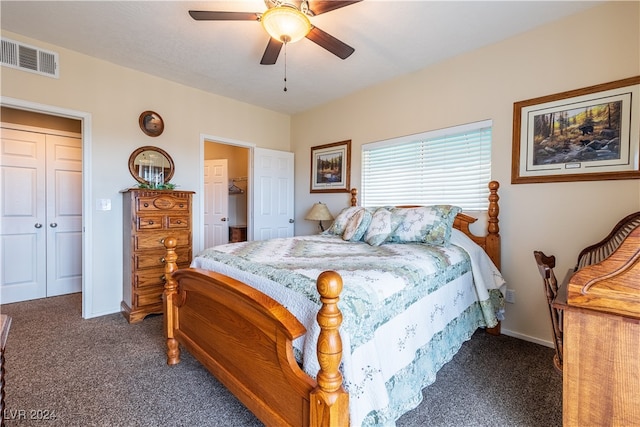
[191,230,505,426]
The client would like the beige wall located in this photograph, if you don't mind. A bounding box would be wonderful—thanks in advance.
[1,31,290,317]
[291,2,640,345]
[204,141,249,180]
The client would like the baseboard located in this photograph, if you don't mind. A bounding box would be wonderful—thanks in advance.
[83,306,120,319]
[500,328,554,348]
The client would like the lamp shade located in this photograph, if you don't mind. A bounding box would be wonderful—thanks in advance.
[305,202,334,221]
[261,5,311,43]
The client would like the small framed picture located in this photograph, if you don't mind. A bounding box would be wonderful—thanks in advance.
[310,140,351,193]
[139,111,164,137]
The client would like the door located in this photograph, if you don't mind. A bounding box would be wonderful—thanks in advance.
[0,128,47,302]
[252,148,294,240]
[46,134,82,296]
[204,159,229,247]
[0,127,82,303]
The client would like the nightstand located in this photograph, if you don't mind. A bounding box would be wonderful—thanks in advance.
[229,225,247,243]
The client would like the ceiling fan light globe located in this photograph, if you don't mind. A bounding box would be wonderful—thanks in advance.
[261,5,311,44]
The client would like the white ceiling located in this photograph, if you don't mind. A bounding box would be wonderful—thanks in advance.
[1,1,602,115]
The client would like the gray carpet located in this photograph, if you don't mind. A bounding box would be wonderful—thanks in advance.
[1,294,562,426]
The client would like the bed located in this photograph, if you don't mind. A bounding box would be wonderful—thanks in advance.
[162,181,503,426]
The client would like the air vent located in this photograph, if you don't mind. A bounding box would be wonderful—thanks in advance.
[1,37,59,78]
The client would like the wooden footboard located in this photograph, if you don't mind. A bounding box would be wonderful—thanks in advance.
[162,237,348,427]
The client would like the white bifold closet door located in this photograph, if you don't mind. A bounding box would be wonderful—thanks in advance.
[1,126,82,304]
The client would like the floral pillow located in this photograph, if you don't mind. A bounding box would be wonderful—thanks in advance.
[342,208,372,242]
[386,205,462,245]
[323,206,362,235]
[363,207,402,246]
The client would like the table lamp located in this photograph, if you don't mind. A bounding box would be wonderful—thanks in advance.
[305,202,334,232]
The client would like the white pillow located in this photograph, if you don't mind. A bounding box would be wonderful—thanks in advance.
[342,208,372,241]
[324,206,362,235]
[363,207,401,246]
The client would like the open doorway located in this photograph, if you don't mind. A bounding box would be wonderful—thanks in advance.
[1,107,83,304]
[203,141,250,248]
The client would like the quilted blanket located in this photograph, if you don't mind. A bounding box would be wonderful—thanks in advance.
[191,230,505,426]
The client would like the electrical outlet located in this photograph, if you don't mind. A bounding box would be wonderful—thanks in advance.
[505,289,516,304]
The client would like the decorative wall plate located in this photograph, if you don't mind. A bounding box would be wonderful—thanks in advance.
[138,110,164,137]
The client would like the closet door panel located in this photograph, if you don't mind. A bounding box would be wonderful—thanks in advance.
[46,134,82,297]
[0,128,46,303]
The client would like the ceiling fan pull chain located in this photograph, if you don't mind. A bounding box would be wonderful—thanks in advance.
[283,42,288,92]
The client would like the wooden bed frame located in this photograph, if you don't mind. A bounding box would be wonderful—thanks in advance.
[162,181,501,427]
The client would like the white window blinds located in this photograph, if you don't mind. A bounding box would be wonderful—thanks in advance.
[362,120,492,210]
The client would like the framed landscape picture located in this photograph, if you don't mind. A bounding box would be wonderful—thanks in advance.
[512,76,640,184]
[310,140,351,193]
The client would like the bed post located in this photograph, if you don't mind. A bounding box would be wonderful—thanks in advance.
[310,271,349,427]
[486,181,500,271]
[485,181,502,336]
[350,188,358,207]
[162,236,181,365]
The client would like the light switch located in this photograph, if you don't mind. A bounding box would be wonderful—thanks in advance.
[96,198,111,211]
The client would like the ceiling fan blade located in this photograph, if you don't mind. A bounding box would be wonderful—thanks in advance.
[307,0,362,15]
[260,38,283,65]
[188,11,259,21]
[306,27,354,59]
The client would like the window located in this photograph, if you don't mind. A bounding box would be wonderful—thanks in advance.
[361,120,492,210]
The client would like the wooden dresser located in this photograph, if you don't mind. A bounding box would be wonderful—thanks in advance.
[557,226,640,426]
[122,189,194,323]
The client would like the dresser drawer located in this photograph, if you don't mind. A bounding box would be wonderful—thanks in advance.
[135,267,166,289]
[167,215,190,229]
[135,288,164,308]
[134,247,191,270]
[137,215,164,230]
[137,196,190,212]
[134,263,190,289]
[134,230,190,251]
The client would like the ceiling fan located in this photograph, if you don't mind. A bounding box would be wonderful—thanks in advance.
[189,0,362,65]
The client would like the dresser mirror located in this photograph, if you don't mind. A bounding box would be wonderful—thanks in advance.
[128,146,175,187]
